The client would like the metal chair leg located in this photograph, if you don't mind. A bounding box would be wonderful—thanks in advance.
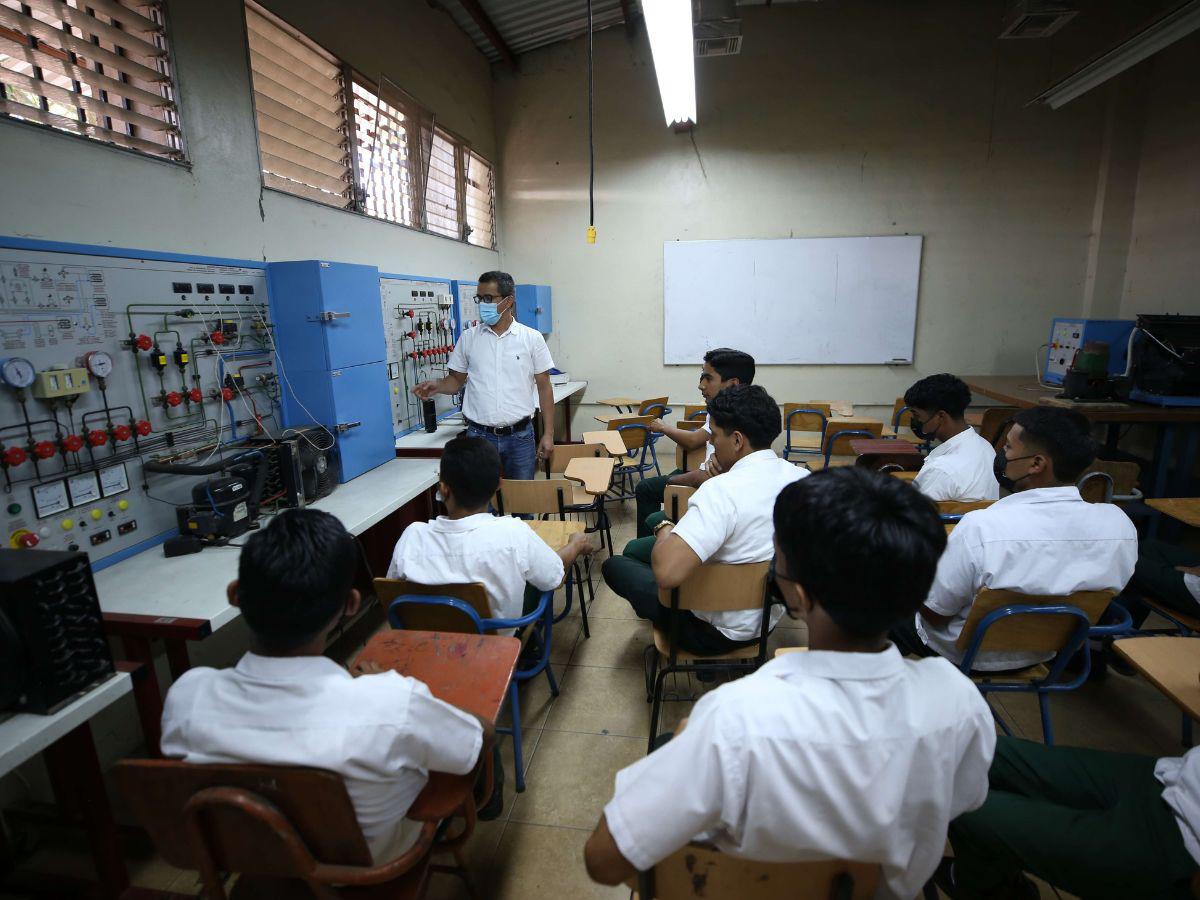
[1038,692,1054,745]
[544,662,559,697]
[574,561,591,639]
[508,682,526,792]
[647,665,670,753]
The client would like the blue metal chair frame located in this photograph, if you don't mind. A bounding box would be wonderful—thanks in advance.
[783,407,829,461]
[959,604,1095,745]
[641,402,672,476]
[886,404,932,451]
[611,423,655,502]
[686,409,707,422]
[821,429,876,467]
[387,590,556,792]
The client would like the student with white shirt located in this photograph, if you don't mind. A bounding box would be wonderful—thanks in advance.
[585,466,996,898]
[413,271,555,479]
[386,435,594,622]
[161,509,493,864]
[890,406,1137,672]
[904,373,999,502]
[940,736,1199,899]
[602,385,805,654]
[634,348,755,538]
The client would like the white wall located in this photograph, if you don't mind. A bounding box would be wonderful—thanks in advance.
[0,0,499,278]
[494,1,1161,415]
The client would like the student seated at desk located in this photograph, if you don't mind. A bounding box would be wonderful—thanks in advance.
[386,435,594,622]
[1116,539,1200,628]
[161,509,492,864]
[905,373,999,502]
[602,384,802,655]
[584,467,996,899]
[890,407,1137,671]
[635,347,755,538]
[941,736,1200,899]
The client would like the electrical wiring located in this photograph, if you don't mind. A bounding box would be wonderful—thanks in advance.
[252,307,337,452]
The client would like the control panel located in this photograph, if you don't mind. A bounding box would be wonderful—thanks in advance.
[380,276,460,434]
[0,245,280,565]
[1044,318,1136,385]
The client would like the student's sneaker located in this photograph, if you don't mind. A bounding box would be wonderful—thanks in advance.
[930,857,1039,899]
[476,745,505,821]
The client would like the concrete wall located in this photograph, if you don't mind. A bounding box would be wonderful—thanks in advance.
[494,1,1160,416]
[0,0,499,277]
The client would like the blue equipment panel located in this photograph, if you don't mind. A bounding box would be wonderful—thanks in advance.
[267,261,393,481]
[1044,318,1136,386]
[515,284,552,334]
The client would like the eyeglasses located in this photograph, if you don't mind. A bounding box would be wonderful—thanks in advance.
[767,557,801,606]
[472,294,503,304]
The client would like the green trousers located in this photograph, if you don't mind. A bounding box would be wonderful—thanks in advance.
[635,469,683,538]
[949,737,1196,899]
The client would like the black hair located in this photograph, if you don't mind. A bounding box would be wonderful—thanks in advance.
[703,347,755,385]
[478,271,515,300]
[441,435,501,508]
[773,467,947,637]
[237,509,357,653]
[903,373,971,420]
[706,384,780,450]
[1011,406,1096,483]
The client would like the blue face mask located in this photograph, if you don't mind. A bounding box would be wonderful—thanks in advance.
[479,300,506,326]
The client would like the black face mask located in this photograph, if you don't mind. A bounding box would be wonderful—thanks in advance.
[909,415,929,441]
[993,450,1036,492]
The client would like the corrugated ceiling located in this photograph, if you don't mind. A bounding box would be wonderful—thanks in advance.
[439,0,634,63]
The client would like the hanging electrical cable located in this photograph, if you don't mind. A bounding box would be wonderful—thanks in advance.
[586,0,597,244]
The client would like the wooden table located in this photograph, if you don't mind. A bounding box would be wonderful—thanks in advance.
[851,438,923,472]
[582,430,629,457]
[1146,499,1200,528]
[351,631,520,819]
[525,519,585,552]
[1113,637,1200,723]
[564,457,615,495]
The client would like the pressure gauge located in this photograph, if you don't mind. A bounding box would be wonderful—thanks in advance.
[83,350,114,379]
[0,357,35,389]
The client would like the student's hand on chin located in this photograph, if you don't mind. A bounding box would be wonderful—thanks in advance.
[706,457,724,476]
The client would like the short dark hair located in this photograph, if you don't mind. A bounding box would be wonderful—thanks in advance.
[441,435,501,507]
[904,373,971,419]
[237,509,357,653]
[1012,407,1096,483]
[774,467,947,637]
[704,348,755,385]
[706,384,780,450]
[478,271,515,299]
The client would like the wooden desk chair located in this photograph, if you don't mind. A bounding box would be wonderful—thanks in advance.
[648,562,771,750]
[936,499,995,528]
[956,588,1116,744]
[544,443,613,554]
[673,419,707,473]
[663,485,694,522]
[1078,459,1142,503]
[608,416,656,501]
[377,578,553,793]
[113,759,471,900]
[682,404,707,421]
[881,398,922,444]
[979,407,1018,449]
[782,403,832,461]
[806,419,884,471]
[631,842,879,899]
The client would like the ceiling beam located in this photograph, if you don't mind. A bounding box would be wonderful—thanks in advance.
[456,0,517,68]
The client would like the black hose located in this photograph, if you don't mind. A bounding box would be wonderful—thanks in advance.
[587,0,595,228]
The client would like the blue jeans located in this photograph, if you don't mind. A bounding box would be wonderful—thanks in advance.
[468,422,537,480]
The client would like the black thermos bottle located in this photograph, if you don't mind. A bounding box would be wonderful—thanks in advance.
[423,399,437,433]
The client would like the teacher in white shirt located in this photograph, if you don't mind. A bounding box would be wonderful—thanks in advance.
[414,271,555,479]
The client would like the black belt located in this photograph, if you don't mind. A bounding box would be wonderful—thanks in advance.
[465,415,533,436]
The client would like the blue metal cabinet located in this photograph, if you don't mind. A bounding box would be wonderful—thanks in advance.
[515,284,552,334]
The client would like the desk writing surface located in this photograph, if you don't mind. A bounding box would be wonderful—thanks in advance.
[581,431,628,457]
[93,459,440,632]
[597,396,640,408]
[1146,499,1200,528]
[0,672,132,776]
[1113,637,1200,722]
[964,376,1200,424]
[564,457,615,495]
[525,519,585,553]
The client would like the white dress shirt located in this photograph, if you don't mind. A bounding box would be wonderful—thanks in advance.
[448,321,554,427]
[604,646,996,900]
[161,653,482,863]
[1157,747,1200,866]
[387,513,564,622]
[913,427,1000,502]
[671,449,805,640]
[915,485,1137,671]
[1185,573,1200,604]
[699,414,715,470]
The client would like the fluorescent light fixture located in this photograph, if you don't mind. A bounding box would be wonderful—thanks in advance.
[1032,0,1200,109]
[643,0,697,127]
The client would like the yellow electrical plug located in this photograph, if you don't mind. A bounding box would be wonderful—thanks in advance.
[586,225,597,245]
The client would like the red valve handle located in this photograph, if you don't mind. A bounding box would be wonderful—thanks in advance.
[113,424,132,442]
[88,430,108,447]
[3,446,27,467]
[135,420,152,437]
[407,331,416,340]
[405,309,415,318]
[17,532,38,549]
[165,391,183,408]
[135,334,153,351]
[210,331,225,345]
[188,388,203,403]
[62,434,84,452]
[34,440,57,459]
[221,387,234,402]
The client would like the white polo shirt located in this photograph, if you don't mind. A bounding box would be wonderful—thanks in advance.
[671,449,805,640]
[604,646,995,900]
[386,513,564,622]
[161,653,482,864]
[915,485,1137,671]
[913,427,1000,502]
[1157,746,1200,867]
[448,321,553,427]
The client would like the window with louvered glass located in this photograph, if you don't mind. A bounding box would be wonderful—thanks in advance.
[424,127,460,240]
[463,148,495,249]
[245,1,352,209]
[0,0,183,159]
[350,79,418,228]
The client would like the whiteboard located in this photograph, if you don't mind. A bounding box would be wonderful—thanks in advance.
[663,235,922,365]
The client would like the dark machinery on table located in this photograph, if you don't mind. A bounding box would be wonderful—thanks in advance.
[147,448,268,556]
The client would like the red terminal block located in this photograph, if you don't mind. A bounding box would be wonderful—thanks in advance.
[88,430,108,447]
[165,391,183,408]
[221,387,234,402]
[135,420,152,437]
[34,440,57,459]
[113,424,132,442]
[134,333,153,351]
[188,388,203,404]
[210,331,225,346]
[3,446,27,467]
[62,434,84,453]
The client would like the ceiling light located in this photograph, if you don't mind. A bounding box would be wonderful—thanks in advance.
[643,0,697,127]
